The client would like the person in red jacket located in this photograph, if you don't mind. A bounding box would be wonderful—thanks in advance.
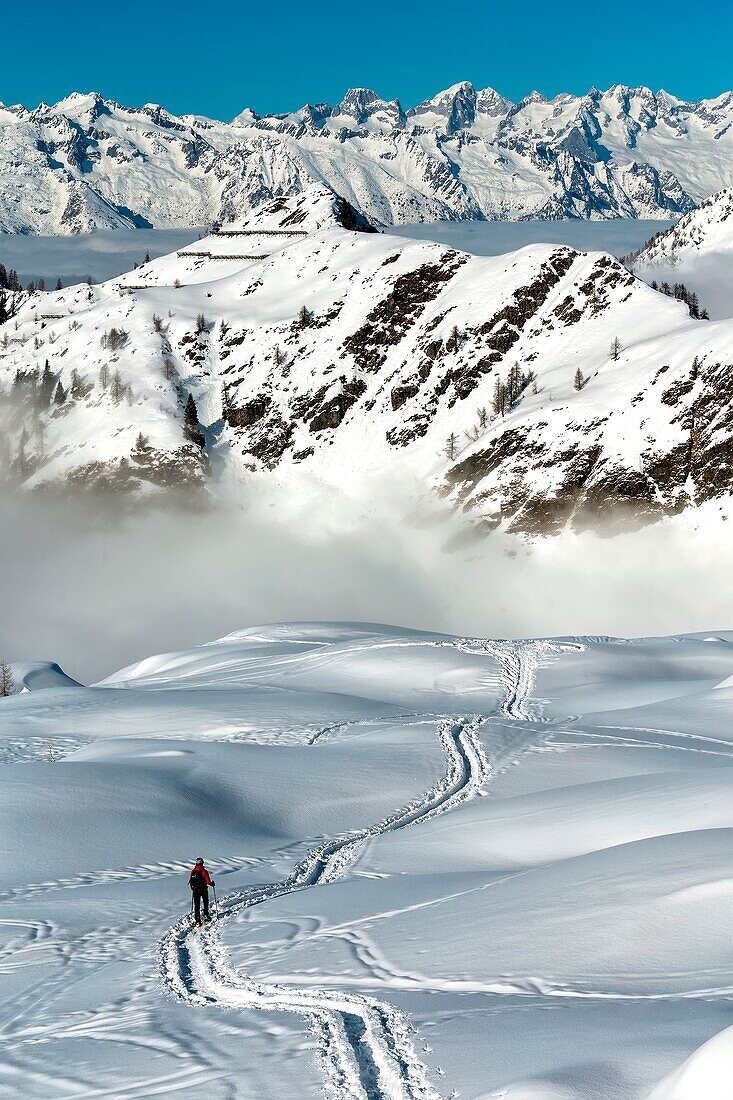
[189,857,215,926]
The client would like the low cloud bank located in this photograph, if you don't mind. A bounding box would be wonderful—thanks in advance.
[1,482,732,683]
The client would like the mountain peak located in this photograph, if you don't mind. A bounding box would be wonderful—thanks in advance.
[334,88,405,128]
[409,81,477,134]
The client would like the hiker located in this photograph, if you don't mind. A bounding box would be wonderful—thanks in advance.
[189,857,215,926]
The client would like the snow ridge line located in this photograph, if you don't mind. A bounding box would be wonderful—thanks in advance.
[158,716,490,1100]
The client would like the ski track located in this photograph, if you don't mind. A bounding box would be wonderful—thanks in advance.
[158,640,546,1100]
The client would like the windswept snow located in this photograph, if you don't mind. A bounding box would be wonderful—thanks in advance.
[2,622,733,1098]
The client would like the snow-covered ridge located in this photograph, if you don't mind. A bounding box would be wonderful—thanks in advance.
[631,186,733,267]
[3,184,733,532]
[3,81,733,233]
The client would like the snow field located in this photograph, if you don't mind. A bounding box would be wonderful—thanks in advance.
[1,623,733,1098]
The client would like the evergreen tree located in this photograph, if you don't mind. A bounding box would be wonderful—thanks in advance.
[99,364,109,390]
[54,380,66,405]
[184,393,204,446]
[39,360,55,407]
[445,432,457,461]
[609,337,622,361]
[55,277,63,291]
[574,367,584,391]
[298,305,314,329]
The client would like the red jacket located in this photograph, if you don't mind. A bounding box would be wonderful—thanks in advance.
[189,864,213,888]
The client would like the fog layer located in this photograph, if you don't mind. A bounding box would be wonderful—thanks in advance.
[2,486,732,684]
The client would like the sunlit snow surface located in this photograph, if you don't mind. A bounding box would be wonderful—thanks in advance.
[2,622,733,1099]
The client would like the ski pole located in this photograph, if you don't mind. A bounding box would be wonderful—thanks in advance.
[213,883,219,921]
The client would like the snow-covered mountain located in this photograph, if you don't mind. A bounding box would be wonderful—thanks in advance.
[632,187,733,266]
[2,184,732,535]
[4,82,733,233]
[630,187,733,320]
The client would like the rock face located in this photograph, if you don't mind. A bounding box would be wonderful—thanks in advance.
[5,83,733,233]
[2,185,733,535]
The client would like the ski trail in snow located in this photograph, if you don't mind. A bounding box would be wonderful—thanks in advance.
[446,637,572,721]
[159,717,490,1100]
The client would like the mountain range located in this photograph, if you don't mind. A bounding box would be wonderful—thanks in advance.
[2,83,733,233]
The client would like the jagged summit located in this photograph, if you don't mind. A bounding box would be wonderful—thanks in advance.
[2,81,732,233]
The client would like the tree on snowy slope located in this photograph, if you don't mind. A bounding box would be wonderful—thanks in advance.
[184,393,205,447]
[0,661,13,697]
[39,361,55,408]
[574,368,585,391]
[109,370,125,404]
[298,305,314,329]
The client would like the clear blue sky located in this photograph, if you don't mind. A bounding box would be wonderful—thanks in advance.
[4,0,732,118]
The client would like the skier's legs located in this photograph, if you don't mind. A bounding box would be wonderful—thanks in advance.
[193,891,202,923]
[202,889,210,920]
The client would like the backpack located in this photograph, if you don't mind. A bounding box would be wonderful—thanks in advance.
[189,868,206,891]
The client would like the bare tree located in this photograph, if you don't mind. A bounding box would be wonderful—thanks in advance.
[610,337,622,361]
[109,370,125,404]
[99,364,110,390]
[445,432,457,461]
[0,661,14,697]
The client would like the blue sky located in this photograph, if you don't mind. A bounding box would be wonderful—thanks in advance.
[3,0,732,118]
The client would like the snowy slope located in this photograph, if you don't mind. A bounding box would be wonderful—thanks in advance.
[2,185,733,534]
[2,621,732,1099]
[631,187,733,319]
[5,82,733,234]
